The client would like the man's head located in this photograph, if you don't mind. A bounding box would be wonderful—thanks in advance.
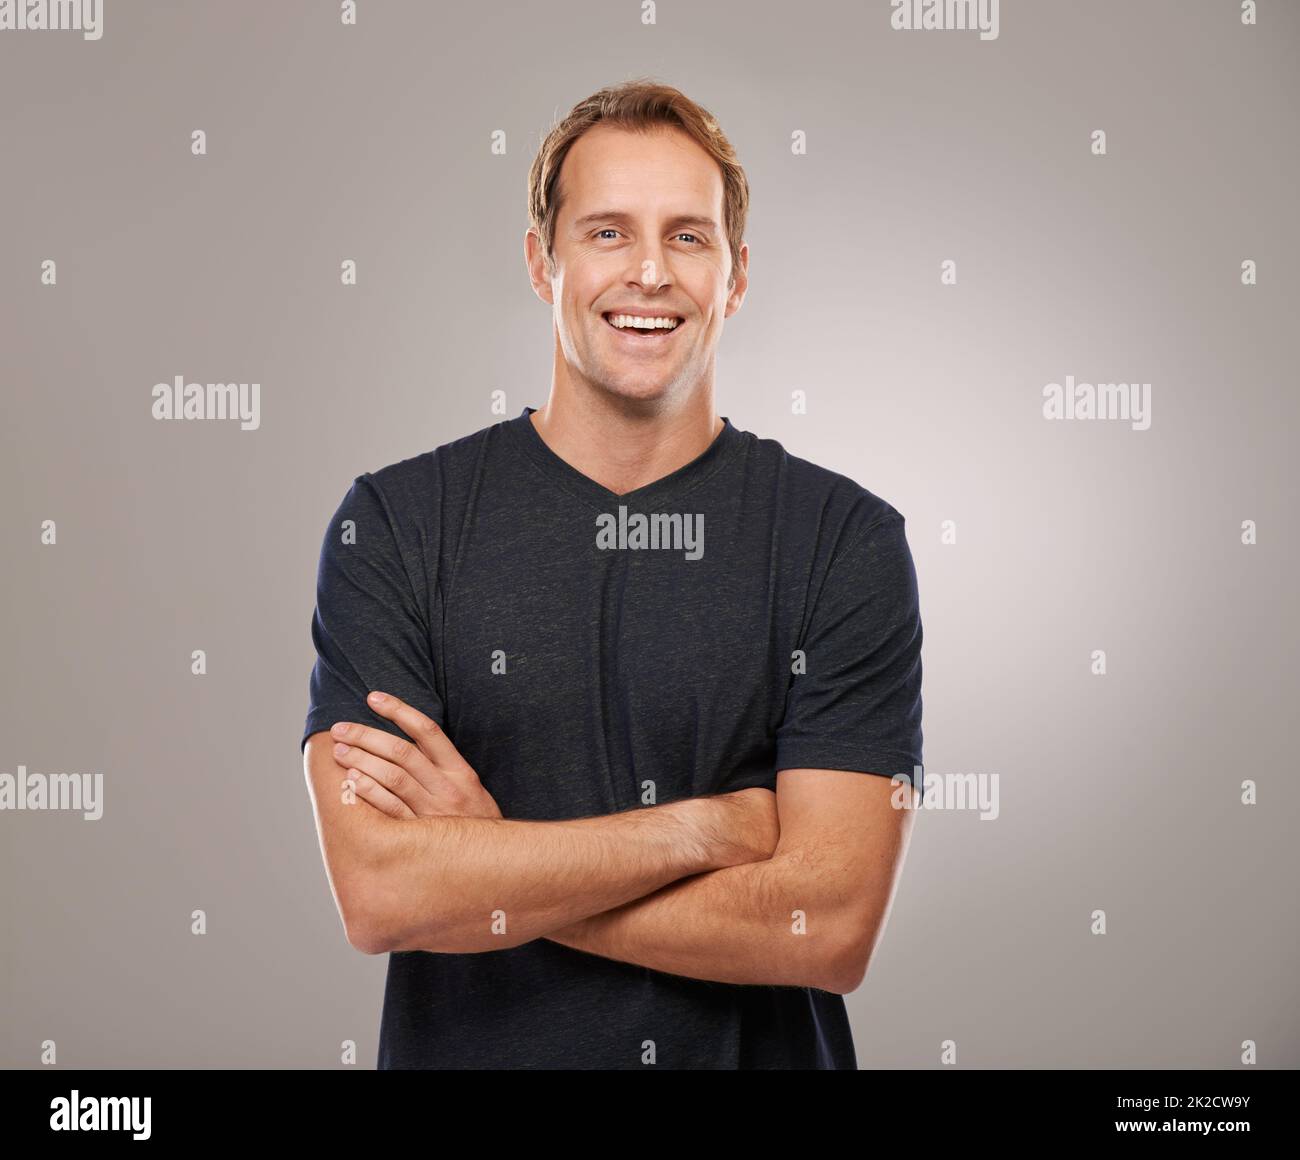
[525,79,750,408]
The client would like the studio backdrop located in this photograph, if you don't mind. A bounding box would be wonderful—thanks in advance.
[1,0,1296,1068]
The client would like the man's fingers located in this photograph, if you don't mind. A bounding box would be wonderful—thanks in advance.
[330,701,499,819]
[329,720,429,773]
[334,744,439,816]
[365,692,466,768]
[345,773,416,820]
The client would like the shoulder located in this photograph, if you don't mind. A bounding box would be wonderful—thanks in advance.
[322,417,506,551]
[340,415,514,527]
[736,424,906,558]
[364,417,499,499]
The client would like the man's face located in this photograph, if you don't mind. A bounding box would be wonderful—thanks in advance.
[528,123,748,406]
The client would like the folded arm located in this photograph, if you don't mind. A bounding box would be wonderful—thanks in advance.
[544,768,918,994]
[307,696,915,992]
[303,727,778,955]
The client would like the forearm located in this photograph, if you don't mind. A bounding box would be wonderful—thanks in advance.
[545,851,852,992]
[366,796,749,954]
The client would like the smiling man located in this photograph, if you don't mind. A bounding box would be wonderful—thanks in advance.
[300,79,925,1070]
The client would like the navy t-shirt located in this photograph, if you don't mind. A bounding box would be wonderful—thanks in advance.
[302,406,924,1069]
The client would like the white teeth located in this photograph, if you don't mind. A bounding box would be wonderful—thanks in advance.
[607,314,680,330]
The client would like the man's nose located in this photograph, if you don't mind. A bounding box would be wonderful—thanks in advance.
[627,246,670,291]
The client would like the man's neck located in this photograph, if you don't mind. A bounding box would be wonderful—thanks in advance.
[528,387,722,498]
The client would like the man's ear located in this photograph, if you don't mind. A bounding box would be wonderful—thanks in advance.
[724,240,749,318]
[524,228,556,306]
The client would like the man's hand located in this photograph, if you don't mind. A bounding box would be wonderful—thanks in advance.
[707,785,780,866]
[313,696,777,953]
[328,691,502,820]
[329,691,778,862]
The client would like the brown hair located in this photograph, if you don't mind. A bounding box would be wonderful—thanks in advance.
[527,78,750,288]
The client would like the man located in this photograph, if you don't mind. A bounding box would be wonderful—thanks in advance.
[301,79,924,1069]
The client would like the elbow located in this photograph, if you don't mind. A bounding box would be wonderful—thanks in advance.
[338,864,402,956]
[340,862,454,955]
[820,950,868,995]
[816,924,873,995]
[346,919,391,957]
[340,884,394,956]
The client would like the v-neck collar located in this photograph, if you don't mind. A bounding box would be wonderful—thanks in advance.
[504,405,743,510]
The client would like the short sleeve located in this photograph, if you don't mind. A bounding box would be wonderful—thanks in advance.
[300,473,445,753]
[775,513,924,790]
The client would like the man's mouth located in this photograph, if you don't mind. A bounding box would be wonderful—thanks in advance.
[602,312,685,339]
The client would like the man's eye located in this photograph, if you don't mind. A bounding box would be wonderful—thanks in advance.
[593,229,703,244]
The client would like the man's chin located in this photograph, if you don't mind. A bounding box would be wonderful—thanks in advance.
[591,371,680,404]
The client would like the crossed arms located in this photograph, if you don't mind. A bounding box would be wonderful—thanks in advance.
[302,693,917,995]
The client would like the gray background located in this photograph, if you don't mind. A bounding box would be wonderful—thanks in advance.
[1,0,1296,1068]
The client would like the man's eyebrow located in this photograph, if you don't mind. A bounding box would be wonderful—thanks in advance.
[570,210,720,234]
